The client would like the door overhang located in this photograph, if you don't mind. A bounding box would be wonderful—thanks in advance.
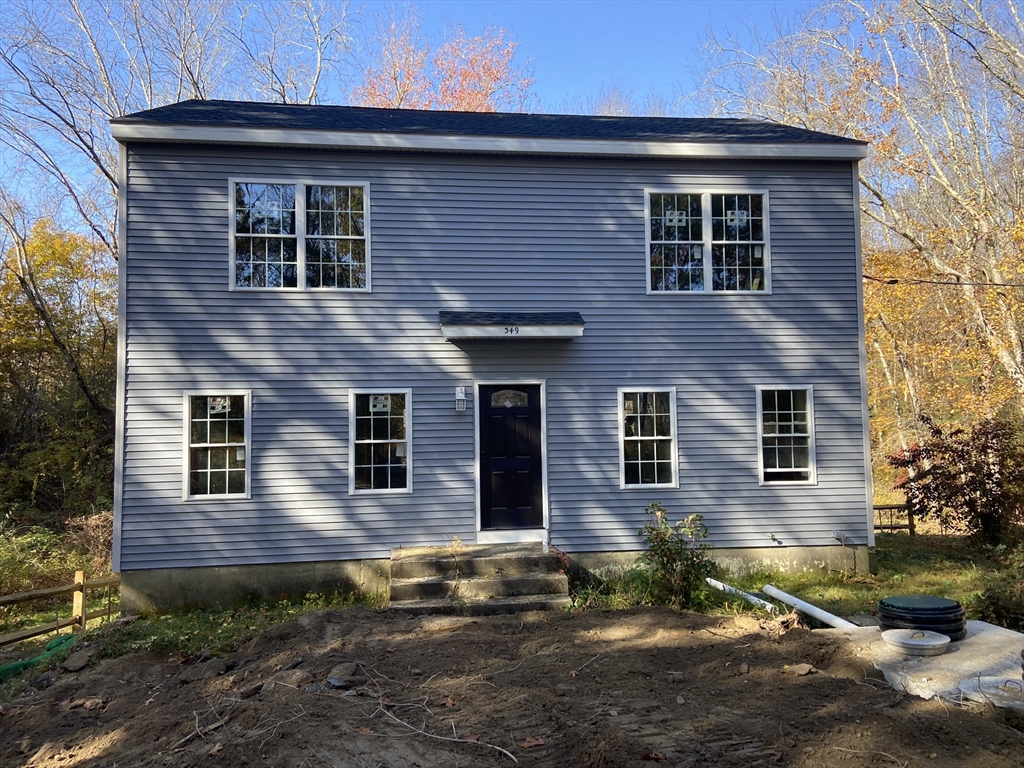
[440,311,584,341]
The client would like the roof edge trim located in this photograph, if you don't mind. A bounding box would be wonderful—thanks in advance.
[110,124,869,159]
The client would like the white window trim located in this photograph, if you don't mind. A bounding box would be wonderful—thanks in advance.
[617,386,679,490]
[348,388,413,496]
[182,389,252,501]
[644,188,772,295]
[755,384,817,486]
[228,177,371,292]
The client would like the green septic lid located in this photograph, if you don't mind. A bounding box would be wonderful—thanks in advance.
[879,595,962,612]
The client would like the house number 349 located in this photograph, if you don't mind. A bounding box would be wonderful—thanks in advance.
[504,326,520,335]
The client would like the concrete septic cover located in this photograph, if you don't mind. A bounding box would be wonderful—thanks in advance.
[824,620,1024,710]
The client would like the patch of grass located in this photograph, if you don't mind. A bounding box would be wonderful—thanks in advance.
[94,591,381,660]
[976,544,1024,631]
[723,534,1000,620]
[568,534,1009,623]
[568,561,723,612]
[568,563,653,611]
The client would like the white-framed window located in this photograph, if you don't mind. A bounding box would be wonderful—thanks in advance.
[349,389,412,494]
[183,391,251,499]
[647,190,769,293]
[618,388,678,488]
[231,180,369,291]
[757,386,816,484]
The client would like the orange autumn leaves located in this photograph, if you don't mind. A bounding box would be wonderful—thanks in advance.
[352,10,533,112]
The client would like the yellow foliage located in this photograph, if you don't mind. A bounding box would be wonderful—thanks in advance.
[864,246,1020,475]
[0,219,116,412]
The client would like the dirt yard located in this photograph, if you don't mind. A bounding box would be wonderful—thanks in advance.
[1,606,1021,767]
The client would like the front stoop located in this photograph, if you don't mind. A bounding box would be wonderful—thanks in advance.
[389,542,571,616]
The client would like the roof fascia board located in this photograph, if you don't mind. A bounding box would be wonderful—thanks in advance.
[110,123,868,160]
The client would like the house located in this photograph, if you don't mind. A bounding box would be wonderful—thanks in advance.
[110,100,872,612]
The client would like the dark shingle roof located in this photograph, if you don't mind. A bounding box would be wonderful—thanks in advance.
[439,311,585,326]
[112,99,864,145]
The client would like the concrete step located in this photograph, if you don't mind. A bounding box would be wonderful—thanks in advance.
[389,542,570,615]
[391,542,562,580]
[389,593,572,617]
[389,571,568,602]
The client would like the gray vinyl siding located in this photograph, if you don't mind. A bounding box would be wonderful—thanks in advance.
[119,144,869,570]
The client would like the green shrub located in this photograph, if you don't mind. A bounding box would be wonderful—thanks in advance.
[634,502,715,610]
[0,527,77,595]
[0,513,112,596]
[0,514,114,636]
[977,546,1024,631]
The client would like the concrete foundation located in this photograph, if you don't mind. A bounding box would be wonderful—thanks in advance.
[569,543,869,580]
[120,558,390,614]
[120,543,868,615]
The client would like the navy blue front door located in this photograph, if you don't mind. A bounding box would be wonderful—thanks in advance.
[479,385,543,529]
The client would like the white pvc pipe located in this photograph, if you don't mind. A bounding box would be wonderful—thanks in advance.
[705,577,777,613]
[762,584,858,629]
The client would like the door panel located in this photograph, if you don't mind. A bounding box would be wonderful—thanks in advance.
[479,385,543,529]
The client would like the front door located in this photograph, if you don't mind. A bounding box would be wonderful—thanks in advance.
[479,384,543,529]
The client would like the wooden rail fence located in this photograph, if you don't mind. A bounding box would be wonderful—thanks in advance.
[0,571,120,648]
[873,503,916,535]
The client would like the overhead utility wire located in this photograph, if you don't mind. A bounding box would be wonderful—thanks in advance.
[863,273,1024,287]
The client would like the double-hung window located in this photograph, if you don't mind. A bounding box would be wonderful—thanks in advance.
[232,181,368,290]
[757,387,816,484]
[185,392,250,499]
[619,389,677,488]
[350,390,412,493]
[648,191,769,293]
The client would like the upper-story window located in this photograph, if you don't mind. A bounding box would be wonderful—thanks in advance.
[648,191,769,293]
[232,181,368,290]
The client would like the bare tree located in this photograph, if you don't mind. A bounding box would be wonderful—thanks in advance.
[233,0,353,105]
[696,0,1024,406]
[352,5,433,109]
[0,0,354,263]
[0,0,354,437]
[560,81,675,117]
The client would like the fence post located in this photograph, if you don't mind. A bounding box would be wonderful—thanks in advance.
[72,570,86,633]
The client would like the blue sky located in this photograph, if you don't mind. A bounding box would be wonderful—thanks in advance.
[360,0,818,112]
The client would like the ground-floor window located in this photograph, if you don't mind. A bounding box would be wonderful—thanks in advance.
[757,386,816,484]
[184,392,250,498]
[619,388,677,488]
[350,390,411,493]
